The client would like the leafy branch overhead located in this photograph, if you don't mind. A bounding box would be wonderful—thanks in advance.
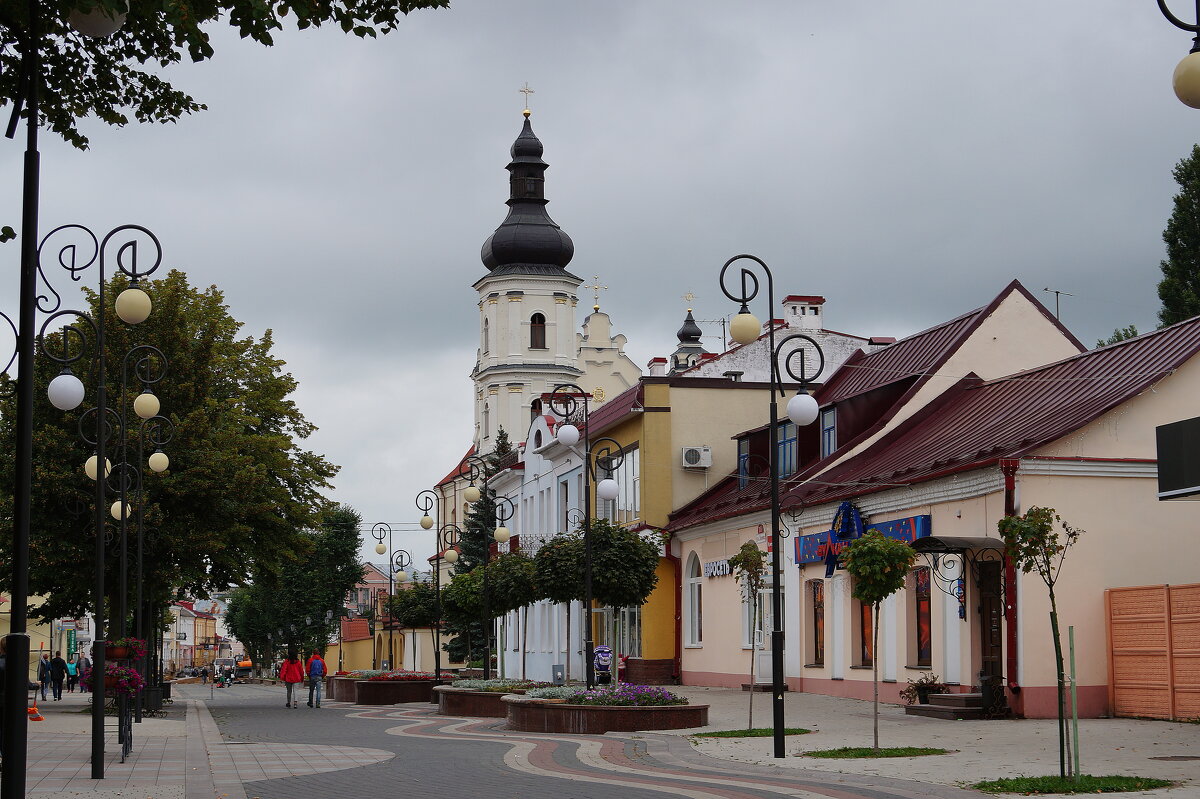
[0,0,450,149]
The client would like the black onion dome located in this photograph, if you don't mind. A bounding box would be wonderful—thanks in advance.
[677,310,703,346]
[481,115,575,275]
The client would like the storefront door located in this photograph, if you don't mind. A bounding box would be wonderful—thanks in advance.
[978,562,1003,686]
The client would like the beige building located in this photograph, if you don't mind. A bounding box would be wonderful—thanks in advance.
[671,281,1200,719]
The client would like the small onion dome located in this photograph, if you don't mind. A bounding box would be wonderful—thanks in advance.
[676,310,703,346]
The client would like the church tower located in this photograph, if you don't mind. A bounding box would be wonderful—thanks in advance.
[472,111,583,454]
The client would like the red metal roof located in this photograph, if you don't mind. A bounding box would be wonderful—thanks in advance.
[668,316,1200,531]
[582,383,644,437]
[784,295,826,305]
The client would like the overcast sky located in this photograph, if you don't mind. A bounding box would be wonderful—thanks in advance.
[3,0,1196,572]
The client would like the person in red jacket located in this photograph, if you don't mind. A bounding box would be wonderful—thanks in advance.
[279,653,305,708]
[304,650,327,708]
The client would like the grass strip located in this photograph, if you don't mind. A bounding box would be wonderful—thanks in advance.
[972,774,1173,794]
[691,728,812,738]
[800,746,948,758]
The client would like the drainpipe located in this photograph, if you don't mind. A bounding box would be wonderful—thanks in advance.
[666,547,683,684]
[1000,459,1022,714]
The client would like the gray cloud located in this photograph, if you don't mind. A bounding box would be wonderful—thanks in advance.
[3,0,1192,568]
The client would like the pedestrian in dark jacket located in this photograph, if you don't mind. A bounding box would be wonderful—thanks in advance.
[36,653,51,701]
[78,655,92,693]
[50,651,68,700]
[305,650,327,708]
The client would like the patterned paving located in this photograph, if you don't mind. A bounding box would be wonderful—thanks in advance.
[208,741,394,783]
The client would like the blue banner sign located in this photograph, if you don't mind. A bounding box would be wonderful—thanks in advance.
[794,515,931,565]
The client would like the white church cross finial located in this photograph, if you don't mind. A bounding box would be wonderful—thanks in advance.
[520,82,535,114]
[588,276,608,311]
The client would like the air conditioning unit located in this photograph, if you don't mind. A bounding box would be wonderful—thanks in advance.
[681,446,712,469]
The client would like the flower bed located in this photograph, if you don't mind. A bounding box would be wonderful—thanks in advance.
[369,670,455,682]
[354,673,452,705]
[504,692,708,734]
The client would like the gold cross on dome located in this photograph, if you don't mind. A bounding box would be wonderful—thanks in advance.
[520,82,535,110]
[682,292,696,307]
[588,276,608,309]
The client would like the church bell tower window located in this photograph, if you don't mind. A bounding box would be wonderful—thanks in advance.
[530,313,547,350]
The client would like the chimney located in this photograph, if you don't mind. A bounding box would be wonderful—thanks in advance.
[782,295,826,331]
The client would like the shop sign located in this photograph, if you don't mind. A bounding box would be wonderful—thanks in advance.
[794,515,931,566]
[703,560,731,578]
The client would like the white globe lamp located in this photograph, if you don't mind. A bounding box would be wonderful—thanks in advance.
[68,2,127,37]
[556,423,580,447]
[115,287,152,324]
[729,310,761,345]
[375,542,386,555]
[786,392,820,427]
[110,500,129,520]
[395,570,409,583]
[493,526,511,544]
[133,391,160,419]
[443,549,459,564]
[596,477,619,502]
[85,455,112,480]
[48,372,85,410]
[464,485,481,503]
[1175,51,1200,108]
[420,515,434,530]
[148,451,170,473]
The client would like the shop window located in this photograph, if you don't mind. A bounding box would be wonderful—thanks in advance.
[805,579,825,666]
[597,605,642,658]
[530,313,547,349]
[685,554,703,646]
[853,596,873,667]
[907,567,932,667]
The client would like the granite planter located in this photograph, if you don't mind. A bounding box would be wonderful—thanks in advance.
[503,695,708,734]
[354,679,437,705]
[331,677,359,703]
[434,685,520,718]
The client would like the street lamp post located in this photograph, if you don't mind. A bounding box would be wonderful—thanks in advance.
[460,453,496,678]
[488,495,515,678]
[718,253,825,759]
[36,224,164,775]
[416,490,453,686]
[3,6,128,792]
[548,383,624,690]
[390,549,412,669]
[371,522,396,668]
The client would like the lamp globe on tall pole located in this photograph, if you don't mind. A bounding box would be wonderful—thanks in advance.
[718,253,824,759]
[1157,1,1200,106]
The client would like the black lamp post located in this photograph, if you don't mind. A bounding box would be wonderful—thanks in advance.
[390,548,413,669]
[460,453,496,678]
[371,522,398,668]
[718,254,825,759]
[488,495,515,677]
[1158,1,1200,107]
[548,383,624,691]
[416,489,455,686]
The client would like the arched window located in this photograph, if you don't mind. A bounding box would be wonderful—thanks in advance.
[530,313,547,349]
[685,553,703,646]
[534,430,543,448]
[483,319,489,354]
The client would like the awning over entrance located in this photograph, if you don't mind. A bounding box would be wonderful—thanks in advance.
[911,536,1005,554]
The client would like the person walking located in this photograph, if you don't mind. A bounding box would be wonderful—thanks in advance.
[305,650,326,708]
[199,666,208,685]
[36,652,51,701]
[78,653,92,693]
[65,655,79,693]
[49,651,68,700]
[279,652,304,708]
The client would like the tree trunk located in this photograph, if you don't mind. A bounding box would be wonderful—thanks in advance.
[748,603,757,731]
[873,603,880,751]
[1049,592,1066,779]
[564,602,572,684]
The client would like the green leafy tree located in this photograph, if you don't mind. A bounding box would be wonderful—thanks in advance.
[728,541,766,730]
[999,506,1083,779]
[1096,325,1139,348]
[224,504,365,669]
[388,580,439,629]
[589,518,662,609]
[842,530,917,751]
[1158,144,1200,326]
[444,427,513,663]
[0,269,338,622]
[533,529,584,681]
[0,0,449,150]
